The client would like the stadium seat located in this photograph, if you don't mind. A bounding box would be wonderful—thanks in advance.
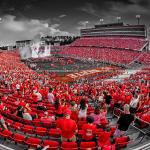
[80,142,97,150]
[42,140,59,150]
[12,122,23,130]
[5,119,14,127]
[98,131,111,148]
[22,125,34,134]
[35,127,47,136]
[42,121,52,128]
[48,128,61,139]
[115,136,130,149]
[0,129,12,138]
[32,119,42,127]
[102,144,115,150]
[61,142,78,150]
[25,137,41,148]
[10,133,26,144]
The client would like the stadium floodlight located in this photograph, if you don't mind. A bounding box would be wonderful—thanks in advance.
[136,15,141,25]
[116,16,121,23]
[84,21,89,28]
[100,18,104,24]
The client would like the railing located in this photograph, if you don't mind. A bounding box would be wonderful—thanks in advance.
[130,142,150,150]
[139,41,149,51]
[113,107,150,144]
[0,145,14,150]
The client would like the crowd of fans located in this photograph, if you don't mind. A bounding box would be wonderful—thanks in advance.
[0,49,149,150]
[70,37,146,51]
[56,36,150,67]
[58,47,143,65]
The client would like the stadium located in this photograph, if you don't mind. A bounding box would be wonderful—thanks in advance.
[0,0,150,150]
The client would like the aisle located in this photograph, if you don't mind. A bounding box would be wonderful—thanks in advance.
[105,68,142,82]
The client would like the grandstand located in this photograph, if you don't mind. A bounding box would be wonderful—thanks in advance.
[56,23,150,68]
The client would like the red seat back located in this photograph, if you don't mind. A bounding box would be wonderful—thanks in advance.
[61,142,77,150]
[80,142,96,150]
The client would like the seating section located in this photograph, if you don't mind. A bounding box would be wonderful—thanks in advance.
[0,50,150,150]
[139,52,150,65]
[56,36,149,65]
[71,37,146,51]
[59,46,141,65]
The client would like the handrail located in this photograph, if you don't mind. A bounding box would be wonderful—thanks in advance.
[129,142,150,150]
[113,107,150,127]
[0,145,14,150]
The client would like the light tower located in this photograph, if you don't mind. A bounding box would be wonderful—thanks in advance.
[99,18,104,24]
[136,15,141,25]
[116,16,121,23]
[85,21,89,29]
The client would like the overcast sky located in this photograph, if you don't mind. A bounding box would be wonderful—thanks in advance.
[0,0,150,45]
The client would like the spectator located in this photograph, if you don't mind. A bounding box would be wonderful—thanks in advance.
[114,104,134,138]
[54,99,63,118]
[70,101,78,122]
[23,109,32,120]
[82,116,97,141]
[99,107,108,127]
[48,88,55,104]
[0,113,7,130]
[35,91,42,101]
[0,101,6,110]
[90,107,101,127]
[16,106,24,118]
[57,109,78,142]
[78,99,88,120]
[41,111,54,123]
[103,91,112,108]
[130,94,140,113]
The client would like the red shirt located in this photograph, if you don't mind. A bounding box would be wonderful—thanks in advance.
[19,101,26,107]
[56,105,63,115]
[82,124,96,141]
[57,118,77,139]
[0,104,4,110]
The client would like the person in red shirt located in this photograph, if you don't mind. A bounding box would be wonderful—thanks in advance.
[70,101,78,122]
[57,109,78,142]
[82,116,97,141]
[0,101,6,111]
[41,111,54,123]
[54,99,63,118]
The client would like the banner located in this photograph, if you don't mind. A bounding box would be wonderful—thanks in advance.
[55,67,114,82]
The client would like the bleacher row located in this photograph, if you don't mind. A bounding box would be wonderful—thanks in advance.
[70,37,146,51]
[56,36,150,66]
[0,90,131,150]
[58,46,150,65]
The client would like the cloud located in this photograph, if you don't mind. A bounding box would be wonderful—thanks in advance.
[77,0,150,25]
[79,3,99,17]
[59,14,67,18]
[111,0,149,14]
[0,15,71,46]
[51,23,60,28]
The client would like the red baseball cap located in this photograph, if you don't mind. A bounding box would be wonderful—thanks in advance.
[64,109,71,116]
